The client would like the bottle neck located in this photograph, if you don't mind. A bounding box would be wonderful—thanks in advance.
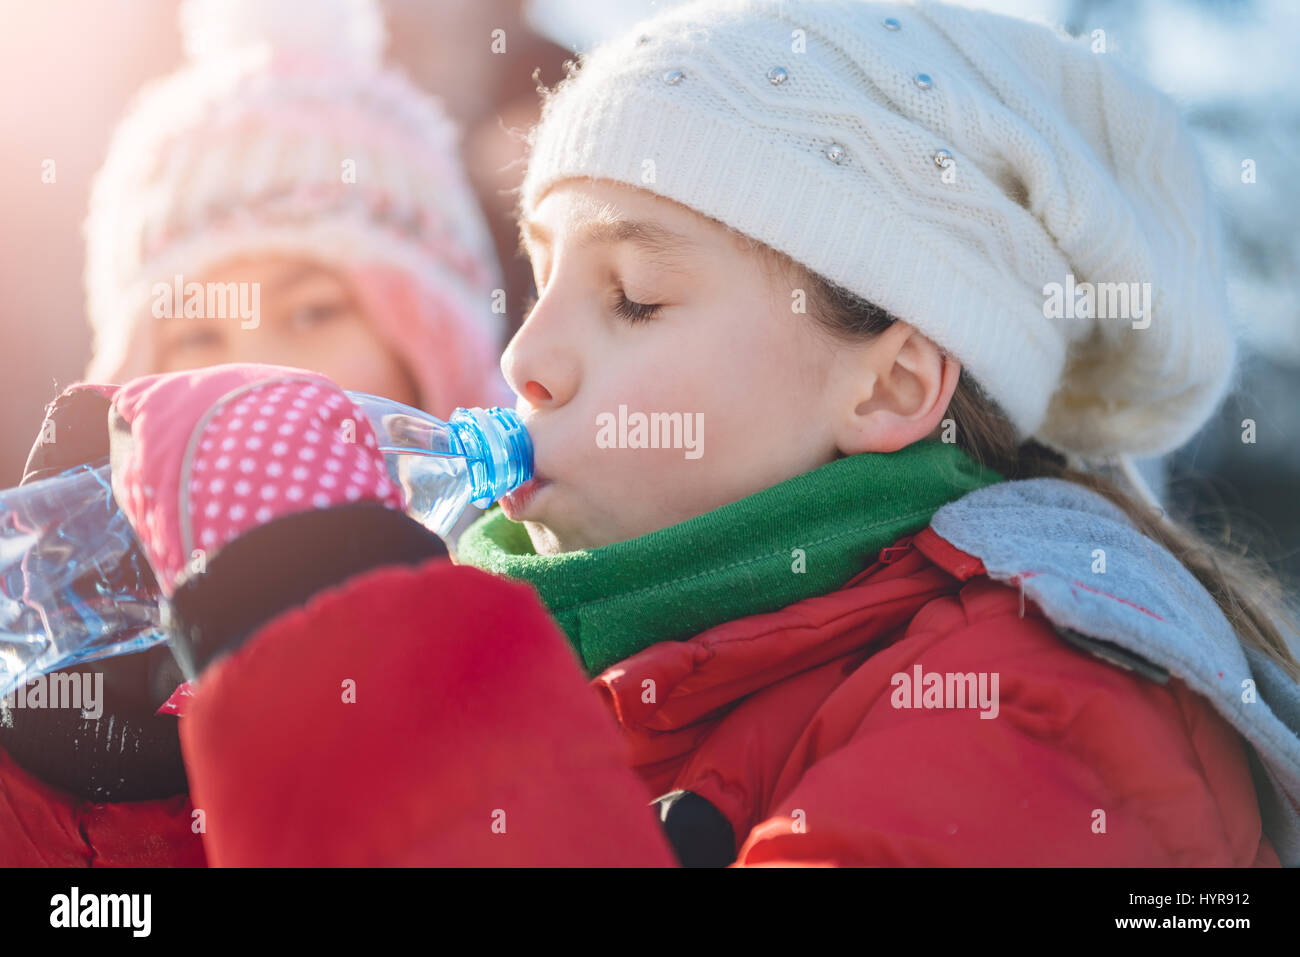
[448,408,534,508]
[345,391,535,509]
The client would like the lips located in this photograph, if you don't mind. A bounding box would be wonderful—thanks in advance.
[500,475,550,520]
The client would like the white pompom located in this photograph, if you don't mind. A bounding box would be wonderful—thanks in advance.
[180,0,384,66]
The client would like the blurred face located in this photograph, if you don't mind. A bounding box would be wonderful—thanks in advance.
[153,256,420,407]
[502,179,845,554]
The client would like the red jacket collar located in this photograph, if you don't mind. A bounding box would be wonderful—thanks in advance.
[592,535,968,735]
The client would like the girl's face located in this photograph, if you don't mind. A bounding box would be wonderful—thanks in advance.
[153,256,420,408]
[503,179,849,554]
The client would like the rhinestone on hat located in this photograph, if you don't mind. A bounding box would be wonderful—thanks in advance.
[914,73,933,90]
[883,17,901,30]
[664,69,684,85]
[825,143,847,164]
[768,66,789,85]
[933,149,954,168]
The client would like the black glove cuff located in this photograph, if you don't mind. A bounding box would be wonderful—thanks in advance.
[166,503,448,677]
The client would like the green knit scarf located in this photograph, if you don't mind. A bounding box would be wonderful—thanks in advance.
[456,442,1002,676]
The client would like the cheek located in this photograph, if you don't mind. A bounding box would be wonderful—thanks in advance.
[548,298,833,542]
[637,310,828,504]
[572,342,764,528]
[664,307,823,436]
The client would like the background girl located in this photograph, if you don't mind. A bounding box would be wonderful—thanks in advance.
[82,0,510,417]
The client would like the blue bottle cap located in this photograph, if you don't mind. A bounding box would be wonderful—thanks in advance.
[448,407,535,508]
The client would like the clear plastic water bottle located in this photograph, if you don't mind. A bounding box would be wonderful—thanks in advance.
[0,394,532,698]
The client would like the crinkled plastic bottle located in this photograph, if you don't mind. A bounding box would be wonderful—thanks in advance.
[0,394,532,698]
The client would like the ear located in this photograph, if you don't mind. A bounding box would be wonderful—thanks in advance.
[831,322,961,455]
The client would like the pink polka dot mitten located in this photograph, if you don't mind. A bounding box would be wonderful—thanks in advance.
[108,363,405,597]
[108,363,450,689]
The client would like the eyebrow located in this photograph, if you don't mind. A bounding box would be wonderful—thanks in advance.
[519,216,696,267]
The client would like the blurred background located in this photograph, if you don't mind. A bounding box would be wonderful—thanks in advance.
[2,0,1297,581]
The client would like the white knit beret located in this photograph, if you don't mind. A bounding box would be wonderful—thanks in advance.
[520,0,1238,460]
[84,0,502,391]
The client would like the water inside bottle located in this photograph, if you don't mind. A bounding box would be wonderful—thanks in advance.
[387,451,475,541]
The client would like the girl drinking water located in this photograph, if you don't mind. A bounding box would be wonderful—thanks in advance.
[5,0,1297,866]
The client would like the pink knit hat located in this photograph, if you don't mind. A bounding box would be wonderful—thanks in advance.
[83,0,511,412]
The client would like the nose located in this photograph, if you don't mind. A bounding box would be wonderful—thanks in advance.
[500,293,579,411]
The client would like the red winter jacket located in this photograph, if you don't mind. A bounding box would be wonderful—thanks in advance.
[0,526,1278,866]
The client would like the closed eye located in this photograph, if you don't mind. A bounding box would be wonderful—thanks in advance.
[612,291,662,324]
